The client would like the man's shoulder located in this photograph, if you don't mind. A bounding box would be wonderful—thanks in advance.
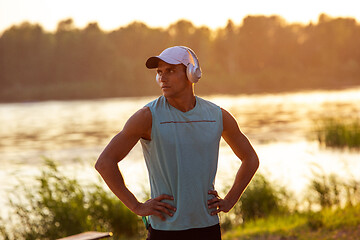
[145,96,164,106]
[128,106,152,125]
[124,106,152,138]
[137,105,152,115]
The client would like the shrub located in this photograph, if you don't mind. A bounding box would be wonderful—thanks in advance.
[219,173,291,231]
[237,174,290,221]
[0,159,141,240]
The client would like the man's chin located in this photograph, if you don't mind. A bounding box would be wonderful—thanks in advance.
[162,90,172,98]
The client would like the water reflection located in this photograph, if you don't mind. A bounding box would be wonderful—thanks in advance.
[0,97,153,155]
[2,88,359,156]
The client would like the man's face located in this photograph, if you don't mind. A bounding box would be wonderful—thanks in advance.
[156,60,192,98]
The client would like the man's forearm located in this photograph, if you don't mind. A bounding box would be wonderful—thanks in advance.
[224,155,259,208]
[95,160,140,212]
[95,158,177,220]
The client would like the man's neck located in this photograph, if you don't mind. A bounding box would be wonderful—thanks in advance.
[166,93,196,112]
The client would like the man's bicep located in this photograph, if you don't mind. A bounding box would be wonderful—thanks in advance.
[221,108,241,139]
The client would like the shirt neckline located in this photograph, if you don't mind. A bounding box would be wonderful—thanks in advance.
[165,96,199,115]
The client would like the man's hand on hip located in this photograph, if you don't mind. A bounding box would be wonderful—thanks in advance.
[134,194,176,221]
[207,190,233,216]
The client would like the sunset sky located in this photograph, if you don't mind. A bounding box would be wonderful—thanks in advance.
[1,0,360,33]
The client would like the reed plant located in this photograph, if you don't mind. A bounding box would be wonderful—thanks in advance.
[314,117,360,149]
[0,159,142,240]
[306,171,360,210]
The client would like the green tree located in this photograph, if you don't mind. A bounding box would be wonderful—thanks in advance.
[53,18,81,84]
[0,22,52,91]
[1,14,360,102]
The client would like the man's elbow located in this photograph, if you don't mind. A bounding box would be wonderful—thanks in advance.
[251,154,260,172]
[94,158,103,172]
[255,156,260,170]
[95,155,109,173]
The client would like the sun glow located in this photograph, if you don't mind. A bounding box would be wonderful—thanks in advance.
[1,0,359,33]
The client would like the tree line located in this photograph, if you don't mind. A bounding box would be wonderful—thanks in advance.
[0,14,360,102]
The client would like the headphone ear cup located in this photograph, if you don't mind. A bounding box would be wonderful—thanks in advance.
[156,73,160,84]
[186,64,200,83]
[186,64,195,83]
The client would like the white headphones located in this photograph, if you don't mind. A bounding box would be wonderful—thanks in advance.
[156,46,202,84]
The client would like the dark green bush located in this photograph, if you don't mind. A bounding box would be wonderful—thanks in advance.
[219,173,292,231]
[0,159,141,240]
[218,173,291,231]
[237,174,290,221]
[306,212,324,230]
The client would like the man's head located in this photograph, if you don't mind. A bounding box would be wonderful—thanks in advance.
[146,46,202,84]
[154,60,191,98]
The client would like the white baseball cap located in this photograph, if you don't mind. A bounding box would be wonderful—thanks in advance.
[145,46,195,69]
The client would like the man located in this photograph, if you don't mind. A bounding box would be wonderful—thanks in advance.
[95,46,259,240]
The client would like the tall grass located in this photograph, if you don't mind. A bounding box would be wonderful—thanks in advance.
[314,117,360,149]
[0,159,142,240]
[306,170,360,210]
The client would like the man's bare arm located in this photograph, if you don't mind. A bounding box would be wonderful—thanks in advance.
[208,108,259,215]
[95,107,176,220]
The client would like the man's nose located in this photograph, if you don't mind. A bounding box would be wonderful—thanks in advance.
[159,74,168,82]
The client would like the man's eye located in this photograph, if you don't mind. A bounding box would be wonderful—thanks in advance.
[170,69,175,73]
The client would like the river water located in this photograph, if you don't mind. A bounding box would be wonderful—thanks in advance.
[1,88,360,218]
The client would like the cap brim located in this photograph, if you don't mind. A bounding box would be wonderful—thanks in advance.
[145,57,161,69]
[145,56,182,69]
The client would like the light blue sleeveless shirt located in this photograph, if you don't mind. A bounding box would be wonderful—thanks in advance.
[140,96,223,230]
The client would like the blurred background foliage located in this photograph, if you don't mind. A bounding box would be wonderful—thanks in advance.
[1,14,360,102]
[1,161,359,239]
[0,159,142,240]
